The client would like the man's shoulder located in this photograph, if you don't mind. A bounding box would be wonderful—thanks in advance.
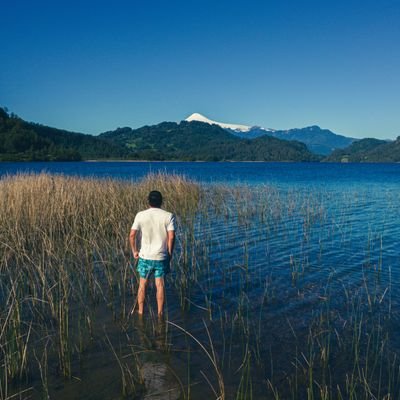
[138,208,173,217]
[154,208,174,219]
[133,209,151,221]
[135,209,146,218]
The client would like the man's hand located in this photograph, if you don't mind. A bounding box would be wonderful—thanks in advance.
[133,251,139,259]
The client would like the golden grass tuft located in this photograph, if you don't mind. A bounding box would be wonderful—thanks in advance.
[0,172,200,392]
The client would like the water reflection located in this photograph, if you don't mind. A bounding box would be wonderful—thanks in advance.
[133,316,181,400]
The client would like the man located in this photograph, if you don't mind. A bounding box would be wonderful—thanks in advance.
[129,190,175,316]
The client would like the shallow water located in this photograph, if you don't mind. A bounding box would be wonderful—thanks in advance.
[167,185,400,398]
[2,162,400,399]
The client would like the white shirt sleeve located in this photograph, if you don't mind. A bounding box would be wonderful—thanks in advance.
[131,213,141,230]
[167,214,176,231]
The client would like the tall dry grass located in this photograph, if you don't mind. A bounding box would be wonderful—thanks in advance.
[0,172,200,397]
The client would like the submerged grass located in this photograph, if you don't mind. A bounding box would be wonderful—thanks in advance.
[0,172,200,398]
[0,172,399,399]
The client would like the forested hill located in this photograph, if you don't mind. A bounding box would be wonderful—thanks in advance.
[3,107,400,162]
[0,108,128,161]
[324,138,400,162]
[0,108,318,161]
[99,120,320,161]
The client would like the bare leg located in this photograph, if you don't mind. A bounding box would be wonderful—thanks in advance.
[155,277,165,316]
[137,278,148,315]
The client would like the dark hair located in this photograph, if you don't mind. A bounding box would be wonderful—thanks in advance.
[148,190,163,207]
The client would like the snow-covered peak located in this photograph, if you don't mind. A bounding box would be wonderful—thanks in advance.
[185,113,251,132]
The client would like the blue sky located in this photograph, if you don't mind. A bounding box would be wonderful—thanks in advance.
[1,0,399,139]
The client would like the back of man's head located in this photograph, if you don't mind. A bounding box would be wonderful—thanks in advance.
[148,190,163,208]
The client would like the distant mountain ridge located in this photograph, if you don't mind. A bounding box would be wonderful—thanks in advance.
[100,120,319,161]
[185,113,355,155]
[0,107,317,161]
[1,107,396,162]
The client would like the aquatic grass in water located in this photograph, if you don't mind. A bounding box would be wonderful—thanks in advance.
[169,184,400,399]
[0,173,399,399]
[0,172,200,398]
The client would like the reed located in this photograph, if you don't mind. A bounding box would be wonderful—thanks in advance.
[0,172,398,399]
[0,172,200,398]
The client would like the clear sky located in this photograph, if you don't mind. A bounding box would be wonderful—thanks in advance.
[1,0,399,139]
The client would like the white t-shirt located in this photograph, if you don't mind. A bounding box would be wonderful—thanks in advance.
[131,208,176,261]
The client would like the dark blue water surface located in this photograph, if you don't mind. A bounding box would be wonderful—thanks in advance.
[1,161,400,189]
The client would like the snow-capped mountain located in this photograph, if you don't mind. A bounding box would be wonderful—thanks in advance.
[184,112,355,155]
[185,113,275,133]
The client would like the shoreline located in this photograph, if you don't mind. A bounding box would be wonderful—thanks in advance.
[84,159,318,163]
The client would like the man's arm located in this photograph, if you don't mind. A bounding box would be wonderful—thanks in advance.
[167,230,175,260]
[129,229,139,259]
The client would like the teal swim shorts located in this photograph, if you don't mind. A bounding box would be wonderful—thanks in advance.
[137,258,170,279]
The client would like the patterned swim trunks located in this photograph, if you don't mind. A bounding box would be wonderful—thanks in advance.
[136,258,170,279]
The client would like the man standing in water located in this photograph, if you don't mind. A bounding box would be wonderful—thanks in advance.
[129,191,175,316]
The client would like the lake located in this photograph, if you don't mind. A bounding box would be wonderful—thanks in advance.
[1,161,400,399]
[1,161,400,189]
